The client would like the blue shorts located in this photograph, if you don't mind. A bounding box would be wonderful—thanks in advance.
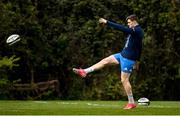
[113,53,136,73]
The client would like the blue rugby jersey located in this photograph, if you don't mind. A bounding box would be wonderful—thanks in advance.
[107,21,144,61]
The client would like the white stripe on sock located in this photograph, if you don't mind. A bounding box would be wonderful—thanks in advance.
[128,95,135,104]
[84,67,94,74]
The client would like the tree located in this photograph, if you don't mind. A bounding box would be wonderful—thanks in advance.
[0,0,179,100]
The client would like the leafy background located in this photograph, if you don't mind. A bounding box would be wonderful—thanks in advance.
[0,0,179,100]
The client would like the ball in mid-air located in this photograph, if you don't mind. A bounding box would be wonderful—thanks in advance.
[6,34,20,45]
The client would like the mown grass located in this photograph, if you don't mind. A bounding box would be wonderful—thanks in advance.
[0,100,180,115]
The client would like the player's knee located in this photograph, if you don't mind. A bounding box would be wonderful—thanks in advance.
[121,79,125,84]
[121,78,128,85]
[121,79,131,89]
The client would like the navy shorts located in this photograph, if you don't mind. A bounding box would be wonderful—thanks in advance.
[113,53,136,73]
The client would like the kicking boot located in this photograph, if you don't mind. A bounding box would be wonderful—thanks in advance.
[73,68,87,78]
[123,103,136,110]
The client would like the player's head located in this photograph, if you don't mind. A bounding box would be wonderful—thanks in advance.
[126,14,138,28]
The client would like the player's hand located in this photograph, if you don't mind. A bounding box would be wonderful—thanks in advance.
[99,18,107,24]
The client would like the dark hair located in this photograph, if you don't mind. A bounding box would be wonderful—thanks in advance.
[126,14,137,21]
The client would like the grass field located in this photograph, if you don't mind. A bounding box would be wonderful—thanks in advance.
[0,100,180,115]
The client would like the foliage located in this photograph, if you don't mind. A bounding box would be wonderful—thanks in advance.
[0,55,20,69]
[0,0,179,100]
[0,55,20,99]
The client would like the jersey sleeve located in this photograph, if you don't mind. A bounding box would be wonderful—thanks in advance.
[107,21,134,34]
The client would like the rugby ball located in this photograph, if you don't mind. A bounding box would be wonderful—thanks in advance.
[138,97,150,106]
[6,34,20,45]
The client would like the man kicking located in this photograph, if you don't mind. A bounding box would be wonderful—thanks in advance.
[73,14,144,109]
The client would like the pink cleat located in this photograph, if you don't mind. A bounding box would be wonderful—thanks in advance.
[123,103,136,110]
[73,68,87,78]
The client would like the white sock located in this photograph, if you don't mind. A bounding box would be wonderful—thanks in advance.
[128,95,135,104]
[84,67,94,74]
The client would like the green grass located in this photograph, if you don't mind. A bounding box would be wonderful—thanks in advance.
[0,100,180,115]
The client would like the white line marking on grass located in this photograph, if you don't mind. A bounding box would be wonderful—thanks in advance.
[86,103,119,108]
[57,102,78,105]
[148,105,178,108]
[34,101,48,104]
[137,105,179,108]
